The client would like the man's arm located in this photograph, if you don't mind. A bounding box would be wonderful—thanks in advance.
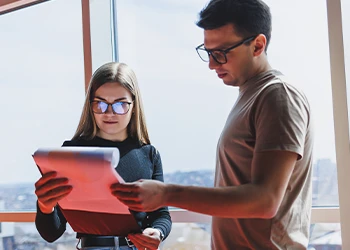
[111,150,297,219]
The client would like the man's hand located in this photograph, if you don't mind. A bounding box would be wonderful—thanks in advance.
[110,179,167,211]
[127,228,162,250]
[35,171,72,214]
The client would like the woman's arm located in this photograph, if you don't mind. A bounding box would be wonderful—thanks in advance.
[35,203,68,242]
[147,147,172,239]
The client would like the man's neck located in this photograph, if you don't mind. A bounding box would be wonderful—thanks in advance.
[245,59,272,84]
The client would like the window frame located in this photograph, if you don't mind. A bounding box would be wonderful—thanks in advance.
[326,0,350,248]
[0,0,49,15]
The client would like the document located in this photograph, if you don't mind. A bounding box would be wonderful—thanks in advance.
[33,147,141,236]
[33,147,129,214]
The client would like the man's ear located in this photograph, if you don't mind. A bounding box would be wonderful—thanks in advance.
[253,34,267,56]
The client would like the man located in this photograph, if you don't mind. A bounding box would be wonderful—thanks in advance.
[111,0,313,249]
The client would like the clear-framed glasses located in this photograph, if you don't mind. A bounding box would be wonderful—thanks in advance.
[195,35,257,64]
[91,100,133,115]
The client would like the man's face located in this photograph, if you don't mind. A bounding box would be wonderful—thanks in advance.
[203,23,256,87]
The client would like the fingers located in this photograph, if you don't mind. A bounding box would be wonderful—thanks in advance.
[37,184,73,213]
[111,189,139,201]
[35,172,72,212]
[111,186,146,211]
[128,232,160,250]
[37,191,72,214]
[37,185,72,209]
[34,171,57,188]
[110,182,144,209]
[117,199,145,211]
[110,181,141,192]
[110,180,165,212]
[35,175,70,197]
[37,185,73,202]
[46,192,72,204]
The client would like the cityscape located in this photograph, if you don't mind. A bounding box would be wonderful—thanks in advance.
[0,158,341,250]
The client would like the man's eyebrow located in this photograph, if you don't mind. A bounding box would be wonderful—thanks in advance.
[93,96,128,102]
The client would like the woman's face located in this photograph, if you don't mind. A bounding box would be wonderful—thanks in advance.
[91,82,134,141]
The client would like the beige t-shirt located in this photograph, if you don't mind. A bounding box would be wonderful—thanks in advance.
[211,70,313,250]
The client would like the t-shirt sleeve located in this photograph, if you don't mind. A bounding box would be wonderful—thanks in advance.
[253,83,310,160]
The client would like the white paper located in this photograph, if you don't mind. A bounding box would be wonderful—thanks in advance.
[33,147,130,214]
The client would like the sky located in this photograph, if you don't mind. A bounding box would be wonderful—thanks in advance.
[0,0,348,184]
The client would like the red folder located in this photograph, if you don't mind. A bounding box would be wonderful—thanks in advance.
[33,147,141,236]
[59,207,141,236]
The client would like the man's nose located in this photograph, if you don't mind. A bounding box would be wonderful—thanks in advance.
[208,55,220,70]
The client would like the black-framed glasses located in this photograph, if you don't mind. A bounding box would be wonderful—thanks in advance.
[91,100,133,115]
[196,35,257,64]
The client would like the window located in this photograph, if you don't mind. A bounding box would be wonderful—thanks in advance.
[116,0,339,206]
[89,0,114,71]
[264,0,338,207]
[0,0,85,193]
[116,0,342,248]
[0,0,349,249]
[116,0,235,176]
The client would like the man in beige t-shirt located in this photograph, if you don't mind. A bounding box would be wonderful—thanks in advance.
[112,0,313,249]
[211,69,313,249]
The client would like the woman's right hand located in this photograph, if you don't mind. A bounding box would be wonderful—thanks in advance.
[34,171,72,214]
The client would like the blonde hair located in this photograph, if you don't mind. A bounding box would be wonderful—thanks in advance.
[72,62,150,145]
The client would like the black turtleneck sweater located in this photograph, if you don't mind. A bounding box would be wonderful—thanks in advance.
[35,136,172,242]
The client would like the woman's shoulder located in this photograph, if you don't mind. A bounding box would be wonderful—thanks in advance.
[140,143,161,160]
[140,143,157,151]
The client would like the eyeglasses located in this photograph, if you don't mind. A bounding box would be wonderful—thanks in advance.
[196,35,257,64]
[91,100,133,115]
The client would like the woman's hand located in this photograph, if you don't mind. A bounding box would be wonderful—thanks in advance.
[127,227,162,250]
[34,171,72,214]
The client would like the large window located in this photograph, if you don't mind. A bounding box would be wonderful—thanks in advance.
[116,0,339,203]
[0,0,85,248]
[265,0,339,207]
[0,0,350,249]
[0,0,85,188]
[116,0,342,248]
[116,0,235,175]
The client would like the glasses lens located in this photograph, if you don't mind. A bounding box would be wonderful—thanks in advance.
[92,101,108,113]
[211,51,226,64]
[196,48,209,62]
[111,102,130,115]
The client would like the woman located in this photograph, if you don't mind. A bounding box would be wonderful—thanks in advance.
[34,62,171,250]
